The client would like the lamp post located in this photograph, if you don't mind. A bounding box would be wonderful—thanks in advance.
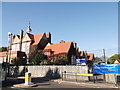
[8,32,12,64]
[6,32,12,77]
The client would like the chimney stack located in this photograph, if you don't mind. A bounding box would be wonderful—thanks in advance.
[46,32,51,44]
[73,42,77,48]
[20,30,23,51]
[60,40,65,43]
[12,34,15,43]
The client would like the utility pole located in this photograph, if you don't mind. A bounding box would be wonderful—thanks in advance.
[85,50,87,59]
[103,49,107,64]
[85,50,88,64]
[103,49,106,82]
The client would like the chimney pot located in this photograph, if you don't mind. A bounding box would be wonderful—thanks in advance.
[60,40,65,43]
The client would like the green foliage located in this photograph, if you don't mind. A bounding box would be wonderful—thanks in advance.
[2,62,9,70]
[40,59,51,65]
[0,47,7,52]
[11,57,27,66]
[32,53,44,65]
[51,54,69,65]
[28,48,46,65]
[108,54,120,64]
[94,57,102,63]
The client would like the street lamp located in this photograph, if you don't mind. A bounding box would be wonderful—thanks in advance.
[8,32,12,64]
[6,32,12,76]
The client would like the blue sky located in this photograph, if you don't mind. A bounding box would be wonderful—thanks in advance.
[2,2,118,52]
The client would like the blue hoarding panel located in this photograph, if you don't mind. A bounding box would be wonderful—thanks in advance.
[76,59,80,65]
[118,64,120,73]
[76,59,86,65]
[94,64,120,74]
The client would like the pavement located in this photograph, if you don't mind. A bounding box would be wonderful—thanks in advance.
[52,79,120,88]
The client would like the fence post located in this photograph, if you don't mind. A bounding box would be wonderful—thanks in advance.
[64,71,66,80]
[93,75,95,83]
[62,72,63,80]
[114,74,118,87]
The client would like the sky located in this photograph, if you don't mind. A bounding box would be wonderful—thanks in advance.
[2,2,118,57]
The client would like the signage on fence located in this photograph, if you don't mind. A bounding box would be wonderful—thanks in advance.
[94,64,120,74]
[76,59,86,65]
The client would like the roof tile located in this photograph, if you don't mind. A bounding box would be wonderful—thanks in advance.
[87,53,94,61]
[32,33,45,45]
[44,42,72,54]
[0,52,7,57]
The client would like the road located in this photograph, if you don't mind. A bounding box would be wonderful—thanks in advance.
[3,81,120,90]
[2,77,120,90]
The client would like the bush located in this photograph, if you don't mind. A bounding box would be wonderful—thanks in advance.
[108,54,120,64]
[51,54,69,65]
[28,48,47,65]
[11,57,27,66]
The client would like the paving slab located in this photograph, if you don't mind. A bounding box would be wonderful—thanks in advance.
[52,79,120,88]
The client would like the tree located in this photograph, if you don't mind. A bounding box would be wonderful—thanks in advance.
[51,54,69,65]
[94,57,102,63]
[108,54,120,64]
[28,48,46,65]
[11,57,27,66]
[0,47,7,52]
[40,59,51,65]
[32,52,45,65]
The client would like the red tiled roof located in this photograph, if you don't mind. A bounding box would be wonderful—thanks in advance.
[32,33,45,45]
[48,53,67,57]
[44,42,72,54]
[26,33,45,45]
[79,51,85,56]
[87,53,94,61]
[43,49,52,52]
[0,52,7,57]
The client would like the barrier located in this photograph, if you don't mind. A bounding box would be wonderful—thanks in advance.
[76,73,93,76]
[94,64,120,86]
[24,72,31,85]
[62,71,96,83]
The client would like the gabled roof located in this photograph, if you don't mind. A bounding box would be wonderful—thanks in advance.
[32,33,45,45]
[115,60,120,63]
[79,51,85,57]
[0,52,7,57]
[87,53,94,61]
[26,33,34,40]
[117,60,120,63]
[16,35,20,39]
[44,41,72,54]
[26,33,45,45]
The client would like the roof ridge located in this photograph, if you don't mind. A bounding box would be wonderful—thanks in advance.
[44,41,73,54]
[46,41,72,46]
[32,33,45,45]
[16,35,20,39]
[34,32,45,36]
[27,32,33,36]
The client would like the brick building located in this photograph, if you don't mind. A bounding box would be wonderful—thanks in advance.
[8,29,51,64]
[0,52,7,63]
[43,41,78,65]
[5,24,95,65]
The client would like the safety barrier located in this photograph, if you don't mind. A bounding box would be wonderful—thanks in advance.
[62,71,102,83]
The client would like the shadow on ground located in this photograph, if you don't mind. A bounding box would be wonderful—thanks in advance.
[2,67,61,88]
